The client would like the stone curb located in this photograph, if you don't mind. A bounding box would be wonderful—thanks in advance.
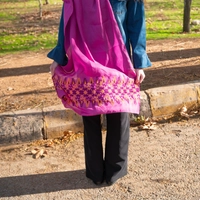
[0,81,200,145]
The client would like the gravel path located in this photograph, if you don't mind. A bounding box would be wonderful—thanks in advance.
[0,117,200,200]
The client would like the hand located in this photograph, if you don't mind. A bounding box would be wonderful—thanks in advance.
[50,61,58,76]
[135,69,145,85]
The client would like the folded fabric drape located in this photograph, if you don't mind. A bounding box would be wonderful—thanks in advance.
[52,0,140,116]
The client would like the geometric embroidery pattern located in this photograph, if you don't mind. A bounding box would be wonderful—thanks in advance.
[53,74,140,108]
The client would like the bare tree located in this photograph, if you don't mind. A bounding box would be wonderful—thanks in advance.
[44,0,49,5]
[183,0,192,32]
[38,0,42,18]
[38,0,49,19]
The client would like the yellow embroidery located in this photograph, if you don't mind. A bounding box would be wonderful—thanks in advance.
[53,75,139,107]
[89,77,94,84]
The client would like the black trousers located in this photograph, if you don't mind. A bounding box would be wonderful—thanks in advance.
[82,112,130,183]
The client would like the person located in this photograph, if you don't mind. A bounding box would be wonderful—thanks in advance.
[47,0,151,186]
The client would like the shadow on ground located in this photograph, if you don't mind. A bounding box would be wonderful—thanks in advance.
[0,169,102,197]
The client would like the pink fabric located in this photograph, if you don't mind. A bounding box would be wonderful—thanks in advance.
[52,0,140,116]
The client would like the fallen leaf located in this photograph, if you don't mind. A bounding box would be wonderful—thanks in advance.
[44,140,54,147]
[138,122,157,130]
[31,149,38,155]
[31,148,48,159]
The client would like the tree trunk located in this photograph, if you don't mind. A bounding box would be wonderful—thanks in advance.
[183,0,192,32]
[38,0,42,19]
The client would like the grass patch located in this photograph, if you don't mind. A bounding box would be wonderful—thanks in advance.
[1,33,57,54]
[146,0,200,40]
[0,0,62,55]
[0,0,200,56]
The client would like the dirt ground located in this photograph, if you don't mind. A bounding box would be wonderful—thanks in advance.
[0,38,200,113]
[0,38,200,199]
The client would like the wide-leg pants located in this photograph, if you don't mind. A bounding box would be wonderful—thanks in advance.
[82,112,130,184]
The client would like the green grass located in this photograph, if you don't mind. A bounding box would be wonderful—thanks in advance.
[145,0,200,40]
[0,0,62,55]
[1,33,57,54]
[0,0,200,56]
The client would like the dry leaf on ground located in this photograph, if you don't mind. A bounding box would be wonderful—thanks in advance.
[31,148,48,159]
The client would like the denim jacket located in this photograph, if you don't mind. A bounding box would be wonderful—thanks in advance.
[47,0,151,69]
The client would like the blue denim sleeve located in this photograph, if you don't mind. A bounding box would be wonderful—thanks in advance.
[127,1,151,69]
[47,5,68,66]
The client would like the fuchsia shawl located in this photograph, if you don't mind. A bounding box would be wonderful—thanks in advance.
[52,0,140,116]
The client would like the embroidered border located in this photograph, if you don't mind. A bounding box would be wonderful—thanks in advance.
[53,75,140,108]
